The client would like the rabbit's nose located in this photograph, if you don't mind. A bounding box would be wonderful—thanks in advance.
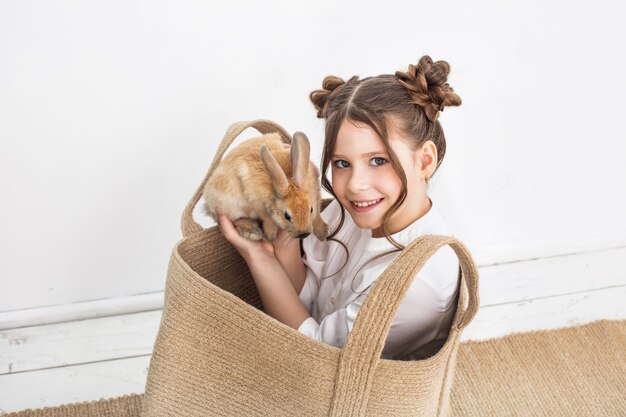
[298,233,311,239]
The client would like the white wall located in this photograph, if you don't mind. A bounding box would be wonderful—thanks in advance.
[1,1,625,313]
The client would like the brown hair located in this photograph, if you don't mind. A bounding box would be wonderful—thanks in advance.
[309,55,462,293]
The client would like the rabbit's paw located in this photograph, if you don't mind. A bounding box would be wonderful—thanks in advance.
[233,218,264,241]
[261,219,279,242]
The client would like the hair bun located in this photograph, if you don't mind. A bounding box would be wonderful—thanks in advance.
[395,55,462,121]
[309,75,358,119]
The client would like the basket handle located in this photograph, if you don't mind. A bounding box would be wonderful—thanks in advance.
[181,119,291,238]
[329,234,479,416]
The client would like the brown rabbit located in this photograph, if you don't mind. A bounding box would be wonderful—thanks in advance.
[203,131,328,242]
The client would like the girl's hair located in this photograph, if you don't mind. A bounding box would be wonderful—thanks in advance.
[308,55,462,294]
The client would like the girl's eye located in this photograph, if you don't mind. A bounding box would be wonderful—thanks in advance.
[371,157,387,166]
[333,160,350,169]
[284,212,291,221]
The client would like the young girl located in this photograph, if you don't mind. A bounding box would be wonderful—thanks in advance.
[218,55,462,360]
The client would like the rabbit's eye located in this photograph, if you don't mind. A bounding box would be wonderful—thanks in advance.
[284,212,291,221]
[310,207,313,213]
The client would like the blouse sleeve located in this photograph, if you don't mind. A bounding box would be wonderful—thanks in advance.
[382,246,460,358]
[382,279,452,354]
[297,293,367,349]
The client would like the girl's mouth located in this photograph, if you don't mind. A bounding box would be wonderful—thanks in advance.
[350,198,383,213]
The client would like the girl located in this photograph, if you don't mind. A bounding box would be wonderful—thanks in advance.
[218,55,462,360]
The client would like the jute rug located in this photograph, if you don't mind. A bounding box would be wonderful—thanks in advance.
[7,319,625,417]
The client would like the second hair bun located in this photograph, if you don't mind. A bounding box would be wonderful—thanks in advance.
[395,55,462,121]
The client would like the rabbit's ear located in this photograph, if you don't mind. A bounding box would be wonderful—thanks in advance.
[260,144,290,195]
[291,131,311,187]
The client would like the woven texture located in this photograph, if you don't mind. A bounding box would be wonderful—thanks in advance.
[139,120,480,416]
[6,394,143,417]
[8,319,624,416]
[450,318,626,417]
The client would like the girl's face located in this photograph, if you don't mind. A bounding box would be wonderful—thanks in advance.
[331,118,434,238]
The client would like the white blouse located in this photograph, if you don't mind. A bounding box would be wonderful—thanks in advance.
[297,198,460,360]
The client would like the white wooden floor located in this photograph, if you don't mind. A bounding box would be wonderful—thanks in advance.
[1,244,625,414]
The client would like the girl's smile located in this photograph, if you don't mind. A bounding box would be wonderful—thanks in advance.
[350,197,384,212]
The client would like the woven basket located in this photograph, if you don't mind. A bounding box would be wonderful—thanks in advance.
[141,120,480,416]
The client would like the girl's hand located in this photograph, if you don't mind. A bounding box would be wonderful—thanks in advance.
[272,228,298,258]
[217,213,276,263]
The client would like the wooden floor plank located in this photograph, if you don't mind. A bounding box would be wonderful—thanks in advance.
[0,311,160,375]
[0,356,149,414]
[462,285,626,341]
[478,246,626,305]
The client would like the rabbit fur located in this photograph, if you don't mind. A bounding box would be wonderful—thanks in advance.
[203,131,328,242]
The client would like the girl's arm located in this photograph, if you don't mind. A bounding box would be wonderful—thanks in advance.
[217,213,310,330]
[272,229,307,295]
[246,254,310,330]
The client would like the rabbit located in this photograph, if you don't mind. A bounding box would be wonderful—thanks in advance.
[203,130,328,242]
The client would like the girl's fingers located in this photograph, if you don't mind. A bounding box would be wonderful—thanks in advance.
[219,215,253,249]
[218,214,237,240]
[217,213,227,229]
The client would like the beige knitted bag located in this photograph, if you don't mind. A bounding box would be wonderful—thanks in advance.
[141,120,480,417]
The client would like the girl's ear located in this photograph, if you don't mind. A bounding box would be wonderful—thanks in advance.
[418,140,437,175]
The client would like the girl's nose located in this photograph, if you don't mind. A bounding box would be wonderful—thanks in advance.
[347,168,370,193]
